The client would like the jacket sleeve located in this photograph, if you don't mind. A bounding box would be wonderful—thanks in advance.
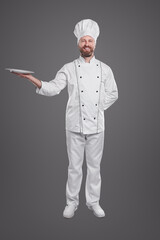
[36,65,67,96]
[103,66,118,110]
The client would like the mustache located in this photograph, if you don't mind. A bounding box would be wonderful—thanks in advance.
[83,46,91,49]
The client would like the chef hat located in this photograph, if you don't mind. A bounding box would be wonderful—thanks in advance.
[74,19,100,44]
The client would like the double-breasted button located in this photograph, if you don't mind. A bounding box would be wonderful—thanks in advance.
[80,76,82,78]
[82,104,84,107]
[97,76,99,78]
[94,117,96,120]
[83,118,86,120]
[95,104,98,106]
[96,90,98,93]
[78,65,80,67]
[81,90,83,92]
[97,64,98,66]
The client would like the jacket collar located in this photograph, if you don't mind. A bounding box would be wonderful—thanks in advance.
[78,55,96,64]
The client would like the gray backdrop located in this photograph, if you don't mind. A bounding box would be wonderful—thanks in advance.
[1,0,160,239]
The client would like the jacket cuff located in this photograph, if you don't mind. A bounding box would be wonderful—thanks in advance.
[36,81,43,94]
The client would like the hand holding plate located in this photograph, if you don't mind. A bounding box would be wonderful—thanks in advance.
[12,72,33,80]
[5,68,41,88]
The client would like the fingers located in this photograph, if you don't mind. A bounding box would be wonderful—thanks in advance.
[12,72,24,77]
[12,72,31,78]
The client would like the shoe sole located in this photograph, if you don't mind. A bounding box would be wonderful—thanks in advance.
[93,212,105,218]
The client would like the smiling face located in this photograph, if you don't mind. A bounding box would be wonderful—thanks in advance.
[78,35,96,58]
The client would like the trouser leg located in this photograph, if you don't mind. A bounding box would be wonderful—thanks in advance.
[65,131,85,206]
[85,131,104,207]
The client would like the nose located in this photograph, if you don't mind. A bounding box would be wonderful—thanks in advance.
[85,41,89,46]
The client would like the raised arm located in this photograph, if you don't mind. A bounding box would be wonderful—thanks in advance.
[12,64,68,97]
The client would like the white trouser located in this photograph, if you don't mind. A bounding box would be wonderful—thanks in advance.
[65,130,104,207]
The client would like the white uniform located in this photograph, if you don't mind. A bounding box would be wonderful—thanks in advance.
[36,55,118,206]
[36,56,118,134]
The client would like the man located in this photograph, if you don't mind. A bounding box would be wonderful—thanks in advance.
[13,19,118,218]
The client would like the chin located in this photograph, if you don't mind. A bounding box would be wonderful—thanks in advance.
[82,54,92,57]
[81,51,93,58]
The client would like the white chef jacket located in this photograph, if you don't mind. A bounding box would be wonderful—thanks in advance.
[36,55,118,134]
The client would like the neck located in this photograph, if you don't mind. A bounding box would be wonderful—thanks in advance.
[81,54,94,63]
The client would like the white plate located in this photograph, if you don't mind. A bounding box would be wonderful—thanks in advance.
[5,68,34,74]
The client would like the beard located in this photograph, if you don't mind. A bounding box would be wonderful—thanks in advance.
[79,45,94,57]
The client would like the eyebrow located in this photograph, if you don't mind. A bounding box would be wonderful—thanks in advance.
[81,38,93,41]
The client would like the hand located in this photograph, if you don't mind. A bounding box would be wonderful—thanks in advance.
[11,72,42,88]
[12,72,33,80]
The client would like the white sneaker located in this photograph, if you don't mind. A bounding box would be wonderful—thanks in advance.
[88,204,105,218]
[63,204,77,218]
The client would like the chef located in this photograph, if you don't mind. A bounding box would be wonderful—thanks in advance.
[13,19,118,218]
